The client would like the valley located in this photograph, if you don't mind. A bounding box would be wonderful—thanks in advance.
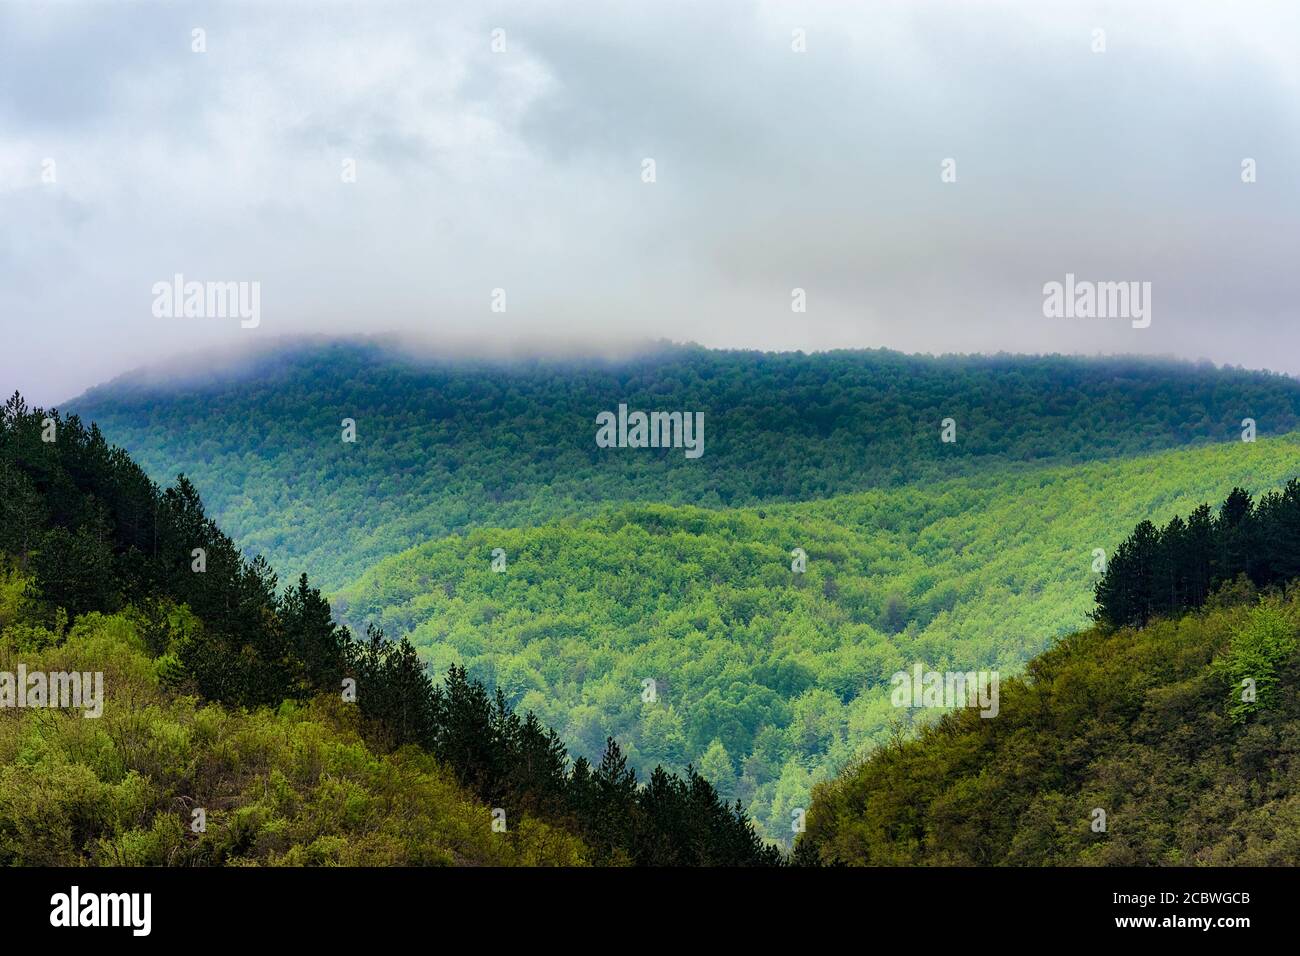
[64,342,1300,841]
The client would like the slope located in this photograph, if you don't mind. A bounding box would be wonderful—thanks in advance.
[0,583,585,866]
[796,586,1300,866]
[335,432,1300,841]
[69,339,1300,591]
[0,392,777,866]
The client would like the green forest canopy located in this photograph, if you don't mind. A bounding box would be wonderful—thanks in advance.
[71,340,1300,591]
[796,584,1300,866]
[62,342,1300,842]
[337,434,1300,840]
[799,482,1300,864]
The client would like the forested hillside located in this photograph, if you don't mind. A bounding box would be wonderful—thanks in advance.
[0,393,777,865]
[336,434,1300,840]
[0,595,585,866]
[798,591,1300,865]
[796,486,1300,865]
[71,339,1300,591]
[60,342,1300,845]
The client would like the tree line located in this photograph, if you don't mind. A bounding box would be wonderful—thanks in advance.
[1095,480,1300,628]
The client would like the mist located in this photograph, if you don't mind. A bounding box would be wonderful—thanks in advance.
[3,0,1299,405]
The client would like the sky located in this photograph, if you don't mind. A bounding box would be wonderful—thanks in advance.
[2,0,1299,405]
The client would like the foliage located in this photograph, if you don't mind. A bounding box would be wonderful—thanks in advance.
[0,607,584,866]
[0,392,776,865]
[1216,600,1298,722]
[337,434,1300,840]
[70,340,1300,591]
[796,591,1300,866]
[1096,480,1300,630]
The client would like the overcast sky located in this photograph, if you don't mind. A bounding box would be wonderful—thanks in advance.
[3,0,1299,405]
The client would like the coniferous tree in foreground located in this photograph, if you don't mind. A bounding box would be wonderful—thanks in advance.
[1095,480,1300,628]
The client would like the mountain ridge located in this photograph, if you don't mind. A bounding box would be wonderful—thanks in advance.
[68,339,1300,592]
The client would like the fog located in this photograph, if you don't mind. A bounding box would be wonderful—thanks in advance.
[2,0,1298,405]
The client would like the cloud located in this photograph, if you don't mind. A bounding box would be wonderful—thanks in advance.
[2,0,1299,404]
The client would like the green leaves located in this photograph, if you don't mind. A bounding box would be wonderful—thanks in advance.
[340,437,1300,841]
[70,344,1300,592]
[800,594,1300,866]
[1216,601,1299,723]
